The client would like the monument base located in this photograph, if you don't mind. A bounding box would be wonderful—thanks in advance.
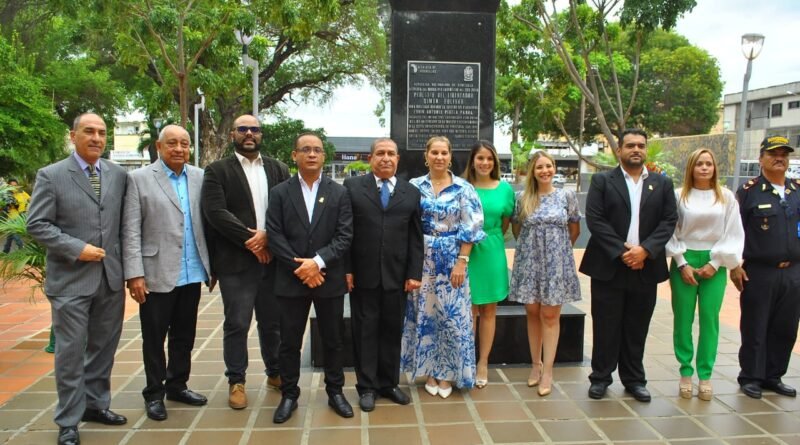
[309,300,585,367]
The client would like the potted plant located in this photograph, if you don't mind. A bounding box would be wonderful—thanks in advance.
[0,182,52,352]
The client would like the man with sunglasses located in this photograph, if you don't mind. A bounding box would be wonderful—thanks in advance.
[201,114,290,409]
[731,136,800,399]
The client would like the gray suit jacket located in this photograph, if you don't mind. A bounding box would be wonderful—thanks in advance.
[27,155,127,296]
[121,162,210,293]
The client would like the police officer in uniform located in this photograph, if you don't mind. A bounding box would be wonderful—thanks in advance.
[731,135,800,399]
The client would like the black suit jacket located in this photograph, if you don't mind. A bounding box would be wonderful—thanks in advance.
[267,174,353,298]
[201,154,290,275]
[344,173,424,290]
[579,166,678,283]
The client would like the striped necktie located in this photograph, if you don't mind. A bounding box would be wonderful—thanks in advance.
[88,164,100,197]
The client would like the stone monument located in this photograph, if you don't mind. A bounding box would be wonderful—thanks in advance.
[389,0,500,178]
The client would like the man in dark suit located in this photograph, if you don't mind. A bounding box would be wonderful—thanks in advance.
[579,128,678,402]
[27,113,129,445]
[267,132,353,423]
[201,114,290,409]
[122,125,212,420]
[343,138,423,412]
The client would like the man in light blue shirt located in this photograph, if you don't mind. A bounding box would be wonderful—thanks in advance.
[121,125,213,421]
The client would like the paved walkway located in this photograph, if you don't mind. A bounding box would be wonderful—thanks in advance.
[0,251,799,444]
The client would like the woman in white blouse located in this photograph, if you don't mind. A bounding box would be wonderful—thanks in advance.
[666,148,744,401]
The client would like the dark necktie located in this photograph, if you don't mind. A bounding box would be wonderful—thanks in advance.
[380,179,390,209]
[88,164,100,197]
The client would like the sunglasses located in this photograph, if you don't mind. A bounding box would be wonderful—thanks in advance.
[235,126,262,134]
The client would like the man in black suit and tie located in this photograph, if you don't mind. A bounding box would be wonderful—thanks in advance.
[579,129,678,402]
[267,132,354,423]
[343,138,423,412]
[201,114,290,409]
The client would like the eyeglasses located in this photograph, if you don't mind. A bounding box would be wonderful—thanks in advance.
[235,126,262,134]
[295,146,324,154]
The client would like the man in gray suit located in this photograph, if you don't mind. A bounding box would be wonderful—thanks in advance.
[27,113,128,445]
[122,125,212,421]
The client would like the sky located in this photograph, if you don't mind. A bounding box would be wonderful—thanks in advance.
[279,0,800,144]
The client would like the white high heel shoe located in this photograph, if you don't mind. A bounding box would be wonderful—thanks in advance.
[424,382,439,396]
[438,385,453,399]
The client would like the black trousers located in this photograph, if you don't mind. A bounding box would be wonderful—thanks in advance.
[218,262,280,384]
[589,271,657,388]
[738,262,800,385]
[350,287,406,395]
[278,294,344,399]
[139,283,201,401]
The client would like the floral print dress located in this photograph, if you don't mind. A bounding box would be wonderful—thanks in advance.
[508,188,582,306]
[400,174,485,388]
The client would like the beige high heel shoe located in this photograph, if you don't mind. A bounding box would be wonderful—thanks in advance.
[527,363,543,387]
[679,380,693,399]
[698,380,713,401]
[537,373,552,396]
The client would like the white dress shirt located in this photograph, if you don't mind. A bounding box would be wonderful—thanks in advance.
[299,174,326,269]
[622,167,649,246]
[234,152,269,230]
[374,174,397,193]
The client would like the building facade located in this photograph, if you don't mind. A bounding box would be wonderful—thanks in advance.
[724,81,800,176]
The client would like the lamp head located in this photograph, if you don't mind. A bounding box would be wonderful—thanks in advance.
[741,33,765,60]
[234,29,254,46]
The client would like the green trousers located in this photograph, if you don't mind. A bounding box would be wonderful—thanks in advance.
[669,250,727,380]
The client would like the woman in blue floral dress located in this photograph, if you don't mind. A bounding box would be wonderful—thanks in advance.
[401,136,485,398]
[509,151,581,397]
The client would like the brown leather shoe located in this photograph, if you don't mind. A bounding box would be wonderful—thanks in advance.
[267,375,282,391]
[229,383,247,409]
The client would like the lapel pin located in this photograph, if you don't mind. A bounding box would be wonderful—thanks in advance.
[648,184,653,190]
[318,197,325,203]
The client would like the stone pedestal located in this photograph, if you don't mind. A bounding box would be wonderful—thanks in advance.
[309,300,586,368]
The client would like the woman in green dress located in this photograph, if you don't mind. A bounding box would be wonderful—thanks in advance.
[464,140,516,388]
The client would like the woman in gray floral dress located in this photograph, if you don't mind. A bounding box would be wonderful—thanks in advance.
[509,151,581,396]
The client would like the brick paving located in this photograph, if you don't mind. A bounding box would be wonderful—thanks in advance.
[0,250,798,444]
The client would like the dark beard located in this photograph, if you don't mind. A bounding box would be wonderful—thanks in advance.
[233,139,262,154]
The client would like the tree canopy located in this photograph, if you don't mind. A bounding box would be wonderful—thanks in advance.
[498,0,717,159]
[0,34,67,179]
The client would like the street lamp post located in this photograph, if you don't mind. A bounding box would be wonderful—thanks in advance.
[732,33,765,191]
[193,88,205,166]
[234,29,259,117]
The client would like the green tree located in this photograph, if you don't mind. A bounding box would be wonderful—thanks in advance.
[0,34,67,179]
[513,0,698,151]
[634,40,722,135]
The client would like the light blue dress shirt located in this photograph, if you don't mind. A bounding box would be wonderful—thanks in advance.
[162,160,208,286]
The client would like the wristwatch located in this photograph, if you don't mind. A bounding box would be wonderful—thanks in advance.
[457,255,470,264]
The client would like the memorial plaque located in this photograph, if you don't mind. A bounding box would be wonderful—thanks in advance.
[406,61,481,151]
[389,1,499,178]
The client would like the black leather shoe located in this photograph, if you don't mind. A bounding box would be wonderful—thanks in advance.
[380,387,411,405]
[741,382,763,399]
[588,383,607,400]
[328,393,354,418]
[81,408,127,425]
[145,400,167,421]
[273,397,297,424]
[58,426,80,445]
[625,385,652,402]
[762,380,795,397]
[166,389,208,406]
[359,392,376,412]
